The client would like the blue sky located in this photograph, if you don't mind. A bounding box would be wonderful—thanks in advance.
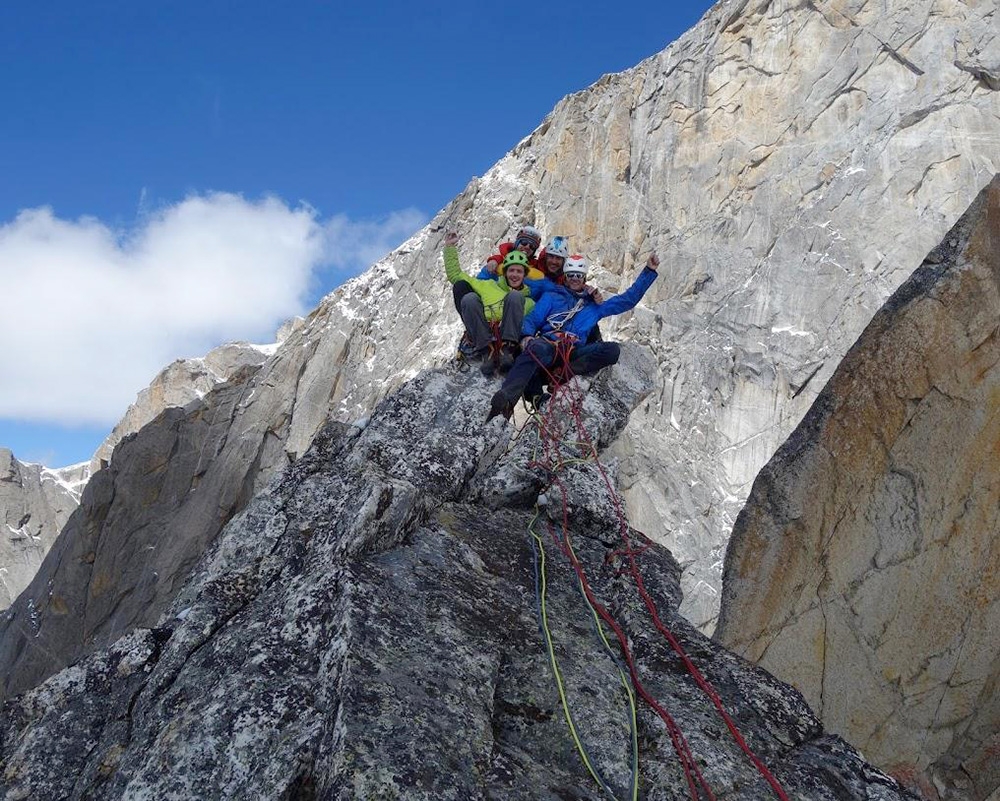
[0,0,714,466]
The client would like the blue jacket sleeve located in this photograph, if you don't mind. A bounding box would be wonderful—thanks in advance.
[595,268,658,321]
[524,276,558,300]
[476,265,500,281]
[522,293,552,337]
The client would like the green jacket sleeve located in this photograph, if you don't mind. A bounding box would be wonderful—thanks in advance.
[443,245,467,285]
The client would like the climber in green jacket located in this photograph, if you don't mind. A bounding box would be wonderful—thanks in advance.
[444,231,535,376]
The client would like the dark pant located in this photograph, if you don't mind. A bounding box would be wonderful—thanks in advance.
[498,292,526,342]
[459,291,526,351]
[498,338,621,403]
[453,280,475,314]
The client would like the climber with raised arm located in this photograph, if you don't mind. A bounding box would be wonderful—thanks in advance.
[537,234,606,342]
[453,225,544,358]
[444,231,535,376]
[487,251,660,421]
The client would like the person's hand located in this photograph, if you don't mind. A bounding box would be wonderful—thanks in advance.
[646,252,660,271]
[485,259,499,275]
[520,335,533,350]
[444,232,458,247]
[587,286,604,304]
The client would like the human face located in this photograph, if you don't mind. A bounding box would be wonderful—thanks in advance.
[504,264,525,287]
[564,272,587,290]
[515,239,535,255]
[545,254,565,275]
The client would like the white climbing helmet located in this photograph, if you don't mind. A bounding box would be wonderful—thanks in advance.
[563,255,589,278]
[544,235,569,260]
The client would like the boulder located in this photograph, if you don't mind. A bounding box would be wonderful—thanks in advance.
[716,177,1000,800]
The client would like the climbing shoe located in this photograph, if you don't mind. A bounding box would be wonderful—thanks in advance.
[486,391,515,423]
[498,341,518,372]
[480,358,498,377]
[456,334,478,360]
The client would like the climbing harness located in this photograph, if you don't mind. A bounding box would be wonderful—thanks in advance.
[540,300,586,338]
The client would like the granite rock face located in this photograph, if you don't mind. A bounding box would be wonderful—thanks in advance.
[0,339,280,612]
[5,0,1000,637]
[144,0,998,630]
[299,0,1000,629]
[716,178,1000,799]
[89,339,280,474]
[0,351,917,801]
[0,451,87,610]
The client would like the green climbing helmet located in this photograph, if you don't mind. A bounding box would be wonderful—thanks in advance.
[501,250,530,274]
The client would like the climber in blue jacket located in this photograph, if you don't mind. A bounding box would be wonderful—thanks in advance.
[487,250,660,421]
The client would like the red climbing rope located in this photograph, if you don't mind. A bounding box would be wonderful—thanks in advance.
[524,342,710,798]
[543,475,714,800]
[522,342,791,801]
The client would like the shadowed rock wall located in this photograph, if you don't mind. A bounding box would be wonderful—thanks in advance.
[0,340,277,613]
[717,177,1000,800]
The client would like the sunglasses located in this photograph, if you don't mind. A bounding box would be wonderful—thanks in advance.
[515,238,538,249]
[564,272,587,280]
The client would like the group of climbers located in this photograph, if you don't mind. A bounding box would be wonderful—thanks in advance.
[443,225,789,801]
[443,223,659,420]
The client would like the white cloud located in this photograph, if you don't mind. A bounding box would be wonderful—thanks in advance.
[0,193,427,426]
